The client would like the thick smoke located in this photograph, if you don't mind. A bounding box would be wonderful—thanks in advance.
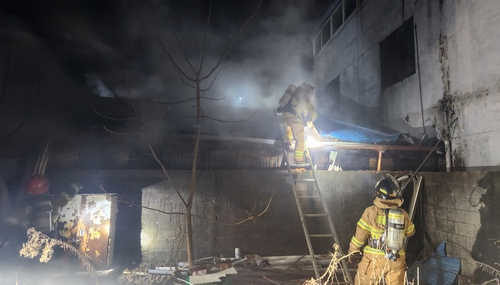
[0,0,333,143]
[3,0,328,105]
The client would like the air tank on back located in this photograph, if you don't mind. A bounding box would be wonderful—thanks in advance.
[386,208,405,260]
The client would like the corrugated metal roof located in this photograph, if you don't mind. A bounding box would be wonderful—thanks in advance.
[162,147,282,170]
[157,104,281,140]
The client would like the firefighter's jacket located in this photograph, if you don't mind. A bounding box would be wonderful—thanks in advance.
[349,197,415,256]
[278,83,317,124]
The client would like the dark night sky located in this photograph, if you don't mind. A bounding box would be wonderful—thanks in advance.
[0,0,333,149]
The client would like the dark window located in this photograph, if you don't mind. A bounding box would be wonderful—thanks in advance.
[380,18,416,89]
[326,76,340,108]
[345,0,357,19]
[332,6,342,35]
[321,21,331,47]
[314,34,321,56]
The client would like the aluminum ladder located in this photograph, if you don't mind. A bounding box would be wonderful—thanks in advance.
[279,146,352,283]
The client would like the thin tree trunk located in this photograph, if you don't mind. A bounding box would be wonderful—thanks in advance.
[186,80,202,266]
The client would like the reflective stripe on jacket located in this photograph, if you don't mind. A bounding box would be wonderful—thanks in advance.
[349,197,415,253]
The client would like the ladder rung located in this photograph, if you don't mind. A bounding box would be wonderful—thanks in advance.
[304,213,327,217]
[294,178,316,182]
[309,234,334,238]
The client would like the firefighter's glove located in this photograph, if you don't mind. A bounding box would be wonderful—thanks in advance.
[307,121,315,129]
[277,106,283,113]
[283,142,291,151]
[347,249,361,263]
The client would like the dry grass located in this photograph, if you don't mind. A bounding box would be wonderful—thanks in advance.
[299,244,417,285]
[301,244,357,285]
[19,227,98,285]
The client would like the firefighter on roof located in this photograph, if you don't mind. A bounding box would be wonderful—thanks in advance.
[276,82,317,165]
[349,174,416,285]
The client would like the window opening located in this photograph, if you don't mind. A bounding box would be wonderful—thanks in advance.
[332,6,343,35]
[322,20,331,47]
[345,0,357,19]
[380,18,415,89]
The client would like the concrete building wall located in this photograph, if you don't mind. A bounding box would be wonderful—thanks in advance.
[313,0,500,169]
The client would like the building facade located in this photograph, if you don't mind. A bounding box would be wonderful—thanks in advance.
[313,0,500,170]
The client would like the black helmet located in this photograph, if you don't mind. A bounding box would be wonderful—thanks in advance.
[375,174,401,200]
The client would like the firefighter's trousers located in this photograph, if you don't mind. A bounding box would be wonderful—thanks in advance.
[282,114,305,163]
[354,250,407,285]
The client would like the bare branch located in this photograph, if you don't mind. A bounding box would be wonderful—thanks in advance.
[93,100,171,125]
[219,191,274,226]
[141,135,187,205]
[141,106,173,123]
[147,94,196,105]
[106,79,134,112]
[146,95,225,106]
[156,33,196,82]
[200,96,225,101]
[103,125,141,136]
[95,173,274,228]
[173,60,197,88]
[159,5,197,75]
[122,68,188,206]
[199,69,221,92]
[200,0,261,81]
[197,0,213,75]
[91,103,137,122]
[94,180,185,216]
[202,109,257,123]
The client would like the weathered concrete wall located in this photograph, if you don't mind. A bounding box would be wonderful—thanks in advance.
[141,170,380,264]
[313,0,500,169]
[421,171,500,282]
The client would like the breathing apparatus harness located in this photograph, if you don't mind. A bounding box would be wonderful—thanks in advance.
[277,90,298,116]
[368,174,406,261]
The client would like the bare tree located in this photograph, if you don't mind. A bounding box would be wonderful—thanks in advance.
[155,0,261,266]
[95,0,262,267]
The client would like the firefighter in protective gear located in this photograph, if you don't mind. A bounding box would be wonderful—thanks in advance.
[4,178,80,233]
[276,82,317,165]
[349,174,416,285]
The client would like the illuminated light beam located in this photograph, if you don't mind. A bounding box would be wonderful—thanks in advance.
[141,232,152,248]
[305,136,323,148]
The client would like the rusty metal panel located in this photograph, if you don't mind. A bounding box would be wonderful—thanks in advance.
[58,194,117,270]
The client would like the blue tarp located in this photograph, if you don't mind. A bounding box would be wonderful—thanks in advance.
[407,241,461,285]
[314,117,401,144]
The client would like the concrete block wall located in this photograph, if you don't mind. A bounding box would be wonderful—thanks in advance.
[421,172,500,281]
[141,170,500,282]
[141,170,303,264]
[141,170,381,264]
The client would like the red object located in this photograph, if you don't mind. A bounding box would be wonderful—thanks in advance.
[25,174,49,195]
